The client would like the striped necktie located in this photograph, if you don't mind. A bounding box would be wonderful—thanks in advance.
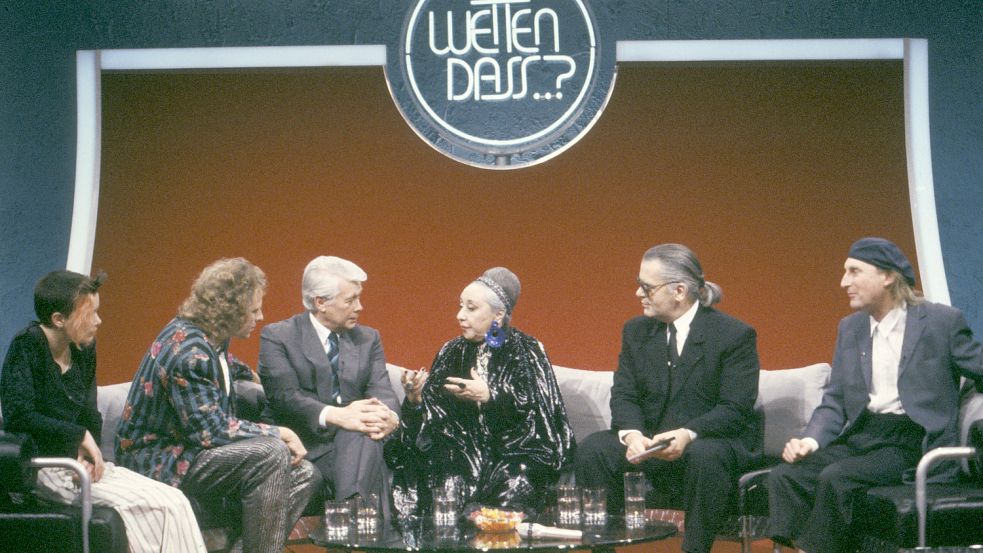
[328,333,342,405]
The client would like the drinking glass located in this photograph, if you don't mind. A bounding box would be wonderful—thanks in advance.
[581,487,607,524]
[623,472,647,527]
[354,492,379,533]
[433,476,461,526]
[556,483,581,524]
[323,499,351,538]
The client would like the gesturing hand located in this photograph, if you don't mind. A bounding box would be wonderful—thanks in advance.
[444,368,490,404]
[401,367,428,405]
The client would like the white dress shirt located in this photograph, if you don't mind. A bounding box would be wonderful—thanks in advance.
[802,304,908,453]
[867,304,907,414]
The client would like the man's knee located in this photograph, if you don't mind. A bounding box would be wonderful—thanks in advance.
[575,431,621,478]
[684,438,737,472]
[576,431,620,462]
[238,436,292,469]
[816,462,852,491]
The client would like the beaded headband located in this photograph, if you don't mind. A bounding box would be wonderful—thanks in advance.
[476,276,514,314]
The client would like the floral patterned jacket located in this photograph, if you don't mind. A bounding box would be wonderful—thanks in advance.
[115,317,278,487]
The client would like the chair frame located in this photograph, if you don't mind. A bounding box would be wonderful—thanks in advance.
[28,457,93,553]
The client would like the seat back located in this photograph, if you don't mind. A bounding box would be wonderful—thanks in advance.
[754,363,831,457]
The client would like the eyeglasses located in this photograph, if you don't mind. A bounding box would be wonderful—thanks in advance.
[636,278,677,296]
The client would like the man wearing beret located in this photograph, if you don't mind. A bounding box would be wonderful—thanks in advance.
[767,237,983,553]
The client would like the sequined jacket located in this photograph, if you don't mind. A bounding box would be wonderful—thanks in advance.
[115,317,278,487]
[385,327,575,518]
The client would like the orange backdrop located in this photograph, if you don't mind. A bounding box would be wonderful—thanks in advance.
[92,61,914,384]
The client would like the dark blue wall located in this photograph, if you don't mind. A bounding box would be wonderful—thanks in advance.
[3,1,981,361]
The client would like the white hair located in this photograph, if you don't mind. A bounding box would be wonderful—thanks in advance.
[301,256,367,310]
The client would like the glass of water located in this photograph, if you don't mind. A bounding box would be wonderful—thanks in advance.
[556,483,581,525]
[433,476,461,526]
[355,492,379,533]
[623,472,647,527]
[323,499,351,538]
[581,487,607,524]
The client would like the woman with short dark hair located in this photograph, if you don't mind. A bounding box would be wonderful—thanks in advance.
[1,270,206,553]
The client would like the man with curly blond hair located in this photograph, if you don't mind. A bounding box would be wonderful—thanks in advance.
[116,258,319,553]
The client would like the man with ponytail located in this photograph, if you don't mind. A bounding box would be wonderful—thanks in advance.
[576,243,761,553]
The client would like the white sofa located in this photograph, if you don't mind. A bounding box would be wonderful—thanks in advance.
[96,362,834,464]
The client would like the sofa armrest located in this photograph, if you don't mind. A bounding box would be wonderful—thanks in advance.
[737,465,776,517]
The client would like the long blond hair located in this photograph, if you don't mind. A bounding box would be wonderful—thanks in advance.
[884,268,924,307]
[178,258,266,343]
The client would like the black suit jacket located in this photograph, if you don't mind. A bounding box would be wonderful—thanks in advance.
[610,306,761,452]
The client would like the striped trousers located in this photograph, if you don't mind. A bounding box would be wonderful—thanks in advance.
[37,462,207,553]
[180,437,320,553]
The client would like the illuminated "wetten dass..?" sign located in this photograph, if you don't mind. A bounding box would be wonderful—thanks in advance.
[390,0,612,169]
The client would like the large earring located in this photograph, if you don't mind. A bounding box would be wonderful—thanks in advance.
[485,320,505,349]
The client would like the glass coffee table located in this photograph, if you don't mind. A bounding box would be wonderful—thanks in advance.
[310,515,677,552]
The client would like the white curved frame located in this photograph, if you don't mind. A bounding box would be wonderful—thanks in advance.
[68,39,948,304]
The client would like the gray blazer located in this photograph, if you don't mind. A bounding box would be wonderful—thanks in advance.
[258,313,399,461]
[804,301,983,478]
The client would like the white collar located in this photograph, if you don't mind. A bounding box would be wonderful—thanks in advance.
[870,303,906,336]
[309,312,336,347]
[671,300,700,334]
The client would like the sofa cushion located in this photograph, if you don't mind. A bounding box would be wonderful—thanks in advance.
[97,382,131,464]
[756,363,831,457]
[387,363,408,404]
[552,366,612,444]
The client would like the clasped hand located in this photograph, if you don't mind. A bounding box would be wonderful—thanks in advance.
[624,428,692,464]
[781,437,816,463]
[444,368,490,404]
[329,398,399,440]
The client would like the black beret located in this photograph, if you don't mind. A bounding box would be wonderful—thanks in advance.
[847,237,916,286]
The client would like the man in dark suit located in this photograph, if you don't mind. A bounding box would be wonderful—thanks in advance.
[259,256,399,509]
[767,237,983,553]
[576,243,760,553]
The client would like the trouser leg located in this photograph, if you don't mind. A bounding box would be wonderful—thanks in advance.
[796,445,918,553]
[574,430,629,512]
[37,463,208,553]
[314,429,393,519]
[180,437,319,553]
[766,443,850,544]
[680,438,743,553]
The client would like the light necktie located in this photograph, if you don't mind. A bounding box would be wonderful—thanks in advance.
[667,323,679,367]
[665,322,678,393]
[328,333,342,405]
